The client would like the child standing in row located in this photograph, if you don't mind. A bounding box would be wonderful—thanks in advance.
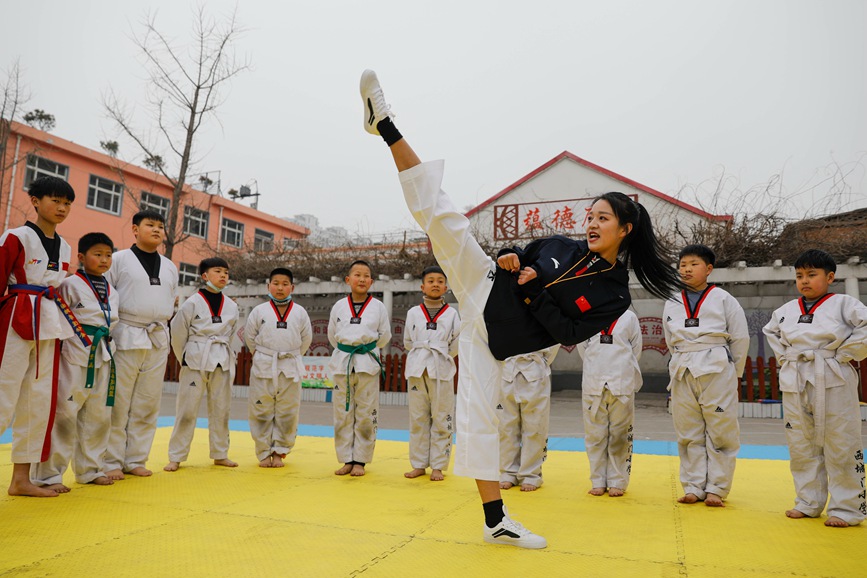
[244,268,312,468]
[576,308,642,497]
[498,346,559,492]
[165,258,239,472]
[663,244,748,506]
[0,176,81,497]
[32,233,119,489]
[105,210,179,479]
[763,249,867,527]
[403,265,460,481]
[327,260,391,477]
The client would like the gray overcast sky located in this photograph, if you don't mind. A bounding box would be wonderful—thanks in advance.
[3,0,865,236]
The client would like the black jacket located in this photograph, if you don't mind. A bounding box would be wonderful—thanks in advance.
[484,235,630,360]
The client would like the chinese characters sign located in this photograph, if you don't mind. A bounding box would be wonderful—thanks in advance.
[494,195,637,241]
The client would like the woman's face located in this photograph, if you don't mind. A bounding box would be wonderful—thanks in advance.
[586,199,630,259]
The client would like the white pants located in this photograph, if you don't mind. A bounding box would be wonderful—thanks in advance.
[32,361,112,484]
[105,346,169,471]
[407,373,455,471]
[498,373,551,487]
[400,160,502,481]
[0,327,59,464]
[670,367,740,499]
[582,388,634,490]
[332,372,379,464]
[784,383,865,525]
[167,366,232,462]
[248,373,301,461]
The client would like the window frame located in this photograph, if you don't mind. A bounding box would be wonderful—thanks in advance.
[178,262,199,287]
[183,206,210,239]
[23,154,70,189]
[254,228,274,252]
[140,191,171,220]
[86,174,124,216]
[220,217,245,249]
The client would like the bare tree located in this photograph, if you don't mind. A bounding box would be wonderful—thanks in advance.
[103,6,249,258]
[1,59,30,222]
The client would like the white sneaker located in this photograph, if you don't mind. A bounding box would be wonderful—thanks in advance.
[360,69,394,135]
[483,506,547,549]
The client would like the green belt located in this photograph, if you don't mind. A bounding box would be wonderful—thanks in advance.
[82,324,116,407]
[336,342,383,411]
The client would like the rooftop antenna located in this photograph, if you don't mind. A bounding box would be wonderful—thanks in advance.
[228,179,260,209]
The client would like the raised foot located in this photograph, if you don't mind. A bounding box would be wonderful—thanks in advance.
[824,516,850,527]
[430,469,444,481]
[705,493,725,507]
[8,480,59,497]
[163,462,180,472]
[678,493,700,504]
[105,469,125,481]
[404,468,426,479]
[335,463,353,476]
[127,466,152,477]
[214,458,238,468]
[588,487,606,496]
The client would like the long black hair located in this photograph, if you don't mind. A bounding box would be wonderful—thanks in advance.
[593,192,683,300]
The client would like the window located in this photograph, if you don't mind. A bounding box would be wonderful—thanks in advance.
[221,218,244,248]
[254,228,274,252]
[179,262,199,287]
[24,154,69,189]
[140,191,170,219]
[87,175,123,215]
[183,206,209,238]
[282,237,298,250]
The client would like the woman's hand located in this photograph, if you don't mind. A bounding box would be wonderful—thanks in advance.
[517,267,537,285]
[497,253,520,273]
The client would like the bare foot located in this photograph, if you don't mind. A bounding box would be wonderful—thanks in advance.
[350,464,365,476]
[8,480,59,497]
[106,469,125,481]
[91,476,114,486]
[520,483,538,492]
[588,487,606,496]
[335,463,353,475]
[786,509,808,519]
[271,455,285,468]
[705,493,724,507]
[44,483,71,494]
[127,466,152,477]
[499,481,514,490]
[214,458,238,468]
[405,468,426,479]
[164,462,180,472]
[259,457,272,468]
[608,487,624,497]
[430,469,444,481]
[678,493,700,504]
[825,516,850,527]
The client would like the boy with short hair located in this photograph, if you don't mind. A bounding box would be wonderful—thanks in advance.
[403,265,461,481]
[663,244,748,507]
[32,233,119,489]
[165,257,239,471]
[763,249,867,527]
[104,210,179,479]
[497,345,559,492]
[576,309,643,497]
[244,267,312,468]
[0,176,86,497]
[327,260,391,477]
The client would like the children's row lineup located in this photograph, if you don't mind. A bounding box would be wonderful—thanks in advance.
[1,177,865,533]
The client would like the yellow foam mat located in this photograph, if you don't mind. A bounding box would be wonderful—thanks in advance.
[0,430,862,577]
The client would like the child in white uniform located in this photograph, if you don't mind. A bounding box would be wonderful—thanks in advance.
[576,309,642,497]
[104,210,178,479]
[498,345,559,491]
[244,267,312,468]
[663,244,748,507]
[0,176,82,497]
[404,265,460,481]
[165,257,239,471]
[763,249,867,527]
[327,260,391,477]
[32,233,119,488]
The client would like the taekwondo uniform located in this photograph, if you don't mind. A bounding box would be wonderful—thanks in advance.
[0,223,82,465]
[576,309,642,491]
[327,295,391,465]
[763,293,867,525]
[32,271,119,484]
[404,300,461,472]
[663,284,748,500]
[104,247,178,473]
[244,298,312,461]
[167,289,240,464]
[498,345,559,488]
[399,160,629,481]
